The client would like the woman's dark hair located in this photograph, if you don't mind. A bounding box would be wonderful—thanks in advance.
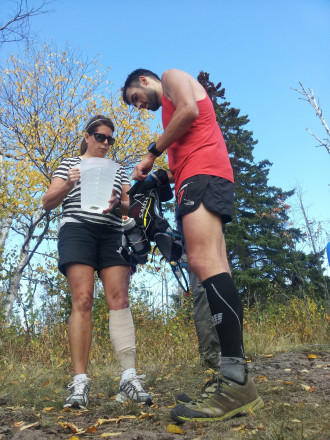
[80,115,115,155]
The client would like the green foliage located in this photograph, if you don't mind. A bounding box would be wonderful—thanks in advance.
[197,72,329,305]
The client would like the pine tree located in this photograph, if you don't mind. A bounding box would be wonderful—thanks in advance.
[197,72,328,305]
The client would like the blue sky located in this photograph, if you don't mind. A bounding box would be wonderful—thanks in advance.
[2,0,329,247]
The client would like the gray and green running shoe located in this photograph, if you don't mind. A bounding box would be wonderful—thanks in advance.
[63,378,90,409]
[171,374,263,423]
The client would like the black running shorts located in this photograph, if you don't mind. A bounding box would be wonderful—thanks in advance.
[176,175,234,224]
[58,222,129,276]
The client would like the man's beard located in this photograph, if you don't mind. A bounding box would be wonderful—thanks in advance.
[146,89,160,111]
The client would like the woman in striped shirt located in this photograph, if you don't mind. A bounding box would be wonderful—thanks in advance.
[43,115,152,409]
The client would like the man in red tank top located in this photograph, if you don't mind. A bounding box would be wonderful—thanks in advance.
[122,69,263,423]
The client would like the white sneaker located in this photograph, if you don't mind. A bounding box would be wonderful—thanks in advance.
[63,378,90,409]
[116,375,152,405]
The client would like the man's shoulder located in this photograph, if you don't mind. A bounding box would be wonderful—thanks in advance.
[162,68,189,80]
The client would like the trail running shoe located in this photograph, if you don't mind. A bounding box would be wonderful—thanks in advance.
[171,374,263,423]
[176,392,193,404]
[116,375,153,405]
[63,378,90,409]
[176,375,218,404]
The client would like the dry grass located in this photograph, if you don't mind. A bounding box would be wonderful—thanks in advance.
[0,296,329,439]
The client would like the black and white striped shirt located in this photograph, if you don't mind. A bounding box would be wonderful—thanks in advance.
[53,156,130,230]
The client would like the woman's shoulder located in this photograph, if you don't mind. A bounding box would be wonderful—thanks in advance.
[58,156,81,168]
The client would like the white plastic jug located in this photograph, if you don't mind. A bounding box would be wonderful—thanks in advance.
[80,157,120,213]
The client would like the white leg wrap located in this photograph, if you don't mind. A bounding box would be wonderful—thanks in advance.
[109,307,136,372]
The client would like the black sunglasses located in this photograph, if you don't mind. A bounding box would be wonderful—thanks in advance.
[93,132,115,145]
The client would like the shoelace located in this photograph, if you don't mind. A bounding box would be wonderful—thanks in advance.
[193,375,223,403]
[67,379,89,395]
[120,375,148,400]
[125,374,146,392]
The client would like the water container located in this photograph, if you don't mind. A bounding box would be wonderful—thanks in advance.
[80,157,120,213]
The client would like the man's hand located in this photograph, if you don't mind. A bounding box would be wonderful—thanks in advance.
[132,154,155,180]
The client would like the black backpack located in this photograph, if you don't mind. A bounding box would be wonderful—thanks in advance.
[118,170,188,291]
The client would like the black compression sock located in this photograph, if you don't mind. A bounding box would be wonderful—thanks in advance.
[202,272,244,358]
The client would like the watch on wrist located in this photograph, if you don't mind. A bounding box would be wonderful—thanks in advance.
[147,142,162,157]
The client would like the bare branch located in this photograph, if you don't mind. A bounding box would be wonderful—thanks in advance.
[292,82,330,155]
[0,0,55,46]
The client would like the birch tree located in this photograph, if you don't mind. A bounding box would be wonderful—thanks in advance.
[0,42,161,320]
[292,82,330,156]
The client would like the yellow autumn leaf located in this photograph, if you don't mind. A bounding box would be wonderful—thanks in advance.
[68,436,80,440]
[166,424,186,434]
[292,419,302,423]
[232,423,247,431]
[300,384,311,391]
[20,422,39,431]
[95,418,119,426]
[13,421,25,428]
[43,406,56,412]
[100,433,122,438]
[58,421,84,434]
[307,354,317,359]
[139,412,153,419]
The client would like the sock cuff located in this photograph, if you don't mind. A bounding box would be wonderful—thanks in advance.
[202,272,231,289]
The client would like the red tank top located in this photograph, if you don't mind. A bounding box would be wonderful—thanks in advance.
[162,93,234,194]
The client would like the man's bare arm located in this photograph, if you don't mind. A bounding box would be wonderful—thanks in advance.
[155,69,201,152]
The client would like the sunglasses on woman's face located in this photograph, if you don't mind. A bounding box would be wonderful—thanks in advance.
[93,132,115,145]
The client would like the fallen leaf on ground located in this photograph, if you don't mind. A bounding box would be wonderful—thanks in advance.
[13,421,25,428]
[68,436,80,440]
[58,422,85,434]
[139,412,153,419]
[167,424,186,434]
[292,419,302,423]
[283,381,294,385]
[20,422,39,431]
[232,423,247,431]
[257,375,267,381]
[61,407,73,412]
[262,354,274,358]
[307,354,317,359]
[43,406,56,412]
[85,425,97,433]
[96,418,119,426]
[100,433,122,438]
[300,384,311,391]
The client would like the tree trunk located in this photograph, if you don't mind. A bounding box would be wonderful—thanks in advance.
[3,206,49,319]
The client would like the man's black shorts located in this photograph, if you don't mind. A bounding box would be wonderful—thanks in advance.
[176,175,234,224]
[58,222,129,276]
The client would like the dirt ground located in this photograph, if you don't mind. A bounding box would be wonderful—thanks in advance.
[0,346,329,440]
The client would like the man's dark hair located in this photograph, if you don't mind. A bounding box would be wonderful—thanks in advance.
[122,69,161,104]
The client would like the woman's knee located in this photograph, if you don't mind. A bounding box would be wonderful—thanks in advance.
[71,292,94,313]
[106,288,129,310]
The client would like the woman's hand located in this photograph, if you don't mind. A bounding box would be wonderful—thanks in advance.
[67,166,81,188]
[102,188,120,214]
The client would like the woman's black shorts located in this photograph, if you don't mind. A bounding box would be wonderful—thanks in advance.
[58,222,129,276]
[176,175,234,224]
